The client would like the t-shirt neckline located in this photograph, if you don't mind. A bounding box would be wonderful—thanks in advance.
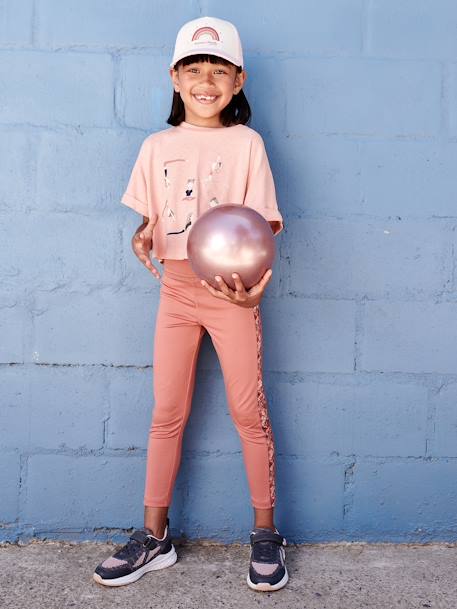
[177,120,239,131]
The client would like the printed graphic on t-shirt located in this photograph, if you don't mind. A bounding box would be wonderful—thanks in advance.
[161,154,230,237]
[162,158,197,236]
[183,178,196,200]
[203,155,229,207]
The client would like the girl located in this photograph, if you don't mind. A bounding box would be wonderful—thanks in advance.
[93,16,287,592]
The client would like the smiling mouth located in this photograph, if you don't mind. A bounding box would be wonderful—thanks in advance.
[193,94,218,104]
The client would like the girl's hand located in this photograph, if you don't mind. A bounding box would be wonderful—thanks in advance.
[200,269,273,308]
[131,214,161,280]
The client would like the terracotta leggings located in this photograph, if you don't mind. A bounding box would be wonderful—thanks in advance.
[143,258,276,509]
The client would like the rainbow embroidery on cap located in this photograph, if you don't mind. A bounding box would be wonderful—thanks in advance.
[192,26,220,42]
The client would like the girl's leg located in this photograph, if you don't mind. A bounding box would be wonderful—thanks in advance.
[143,271,205,511]
[144,506,169,538]
[254,507,276,530]
[204,300,277,524]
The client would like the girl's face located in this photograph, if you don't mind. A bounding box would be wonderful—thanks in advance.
[170,60,247,128]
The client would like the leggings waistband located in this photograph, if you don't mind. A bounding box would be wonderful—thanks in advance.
[163,258,199,278]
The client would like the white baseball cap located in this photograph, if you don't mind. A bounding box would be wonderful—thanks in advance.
[170,16,244,70]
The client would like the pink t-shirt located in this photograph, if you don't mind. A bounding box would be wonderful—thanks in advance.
[121,120,284,263]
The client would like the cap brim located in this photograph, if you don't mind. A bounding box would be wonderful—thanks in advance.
[170,49,242,69]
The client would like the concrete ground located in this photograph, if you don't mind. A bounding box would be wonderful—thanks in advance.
[1,539,457,609]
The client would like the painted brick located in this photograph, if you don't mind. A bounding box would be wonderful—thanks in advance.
[270,379,427,458]
[24,454,146,528]
[36,129,144,214]
[0,292,25,363]
[430,383,457,458]
[31,290,159,366]
[0,215,22,290]
[285,58,441,137]
[275,458,346,541]
[283,136,361,216]
[36,0,199,48]
[1,211,117,292]
[448,65,457,137]
[0,51,113,127]
[206,0,364,56]
[0,366,30,449]
[0,0,33,44]
[179,454,253,541]
[369,0,457,59]
[284,218,449,299]
[106,366,153,449]
[348,461,457,538]
[361,302,457,374]
[242,56,286,137]
[0,452,20,522]
[262,297,355,373]
[28,365,107,450]
[0,130,36,212]
[117,55,173,130]
[24,212,120,290]
[360,141,457,218]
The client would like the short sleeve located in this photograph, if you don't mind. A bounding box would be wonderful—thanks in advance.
[121,138,156,220]
[243,133,284,236]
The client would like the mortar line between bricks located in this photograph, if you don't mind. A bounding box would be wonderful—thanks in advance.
[5,207,457,223]
[111,52,121,127]
[353,299,365,372]
[440,61,451,138]
[2,363,457,384]
[30,0,37,46]
[451,233,456,292]
[342,458,356,522]
[102,366,110,449]
[6,447,457,462]
[361,0,372,56]
[0,121,449,143]
[17,454,29,524]
[0,46,449,64]
[425,385,439,458]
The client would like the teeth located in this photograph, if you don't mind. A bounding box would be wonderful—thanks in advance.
[195,95,216,101]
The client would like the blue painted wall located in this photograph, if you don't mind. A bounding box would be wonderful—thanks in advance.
[1,0,457,543]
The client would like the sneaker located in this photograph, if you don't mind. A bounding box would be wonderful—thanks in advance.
[246,526,288,591]
[93,518,177,587]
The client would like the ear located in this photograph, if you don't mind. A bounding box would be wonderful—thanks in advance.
[169,67,180,92]
[233,69,247,95]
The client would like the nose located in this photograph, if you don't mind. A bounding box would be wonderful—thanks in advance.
[200,71,216,85]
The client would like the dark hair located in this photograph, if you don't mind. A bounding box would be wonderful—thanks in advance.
[166,53,251,127]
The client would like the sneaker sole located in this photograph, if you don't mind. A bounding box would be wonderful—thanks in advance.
[93,545,177,587]
[246,566,289,592]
